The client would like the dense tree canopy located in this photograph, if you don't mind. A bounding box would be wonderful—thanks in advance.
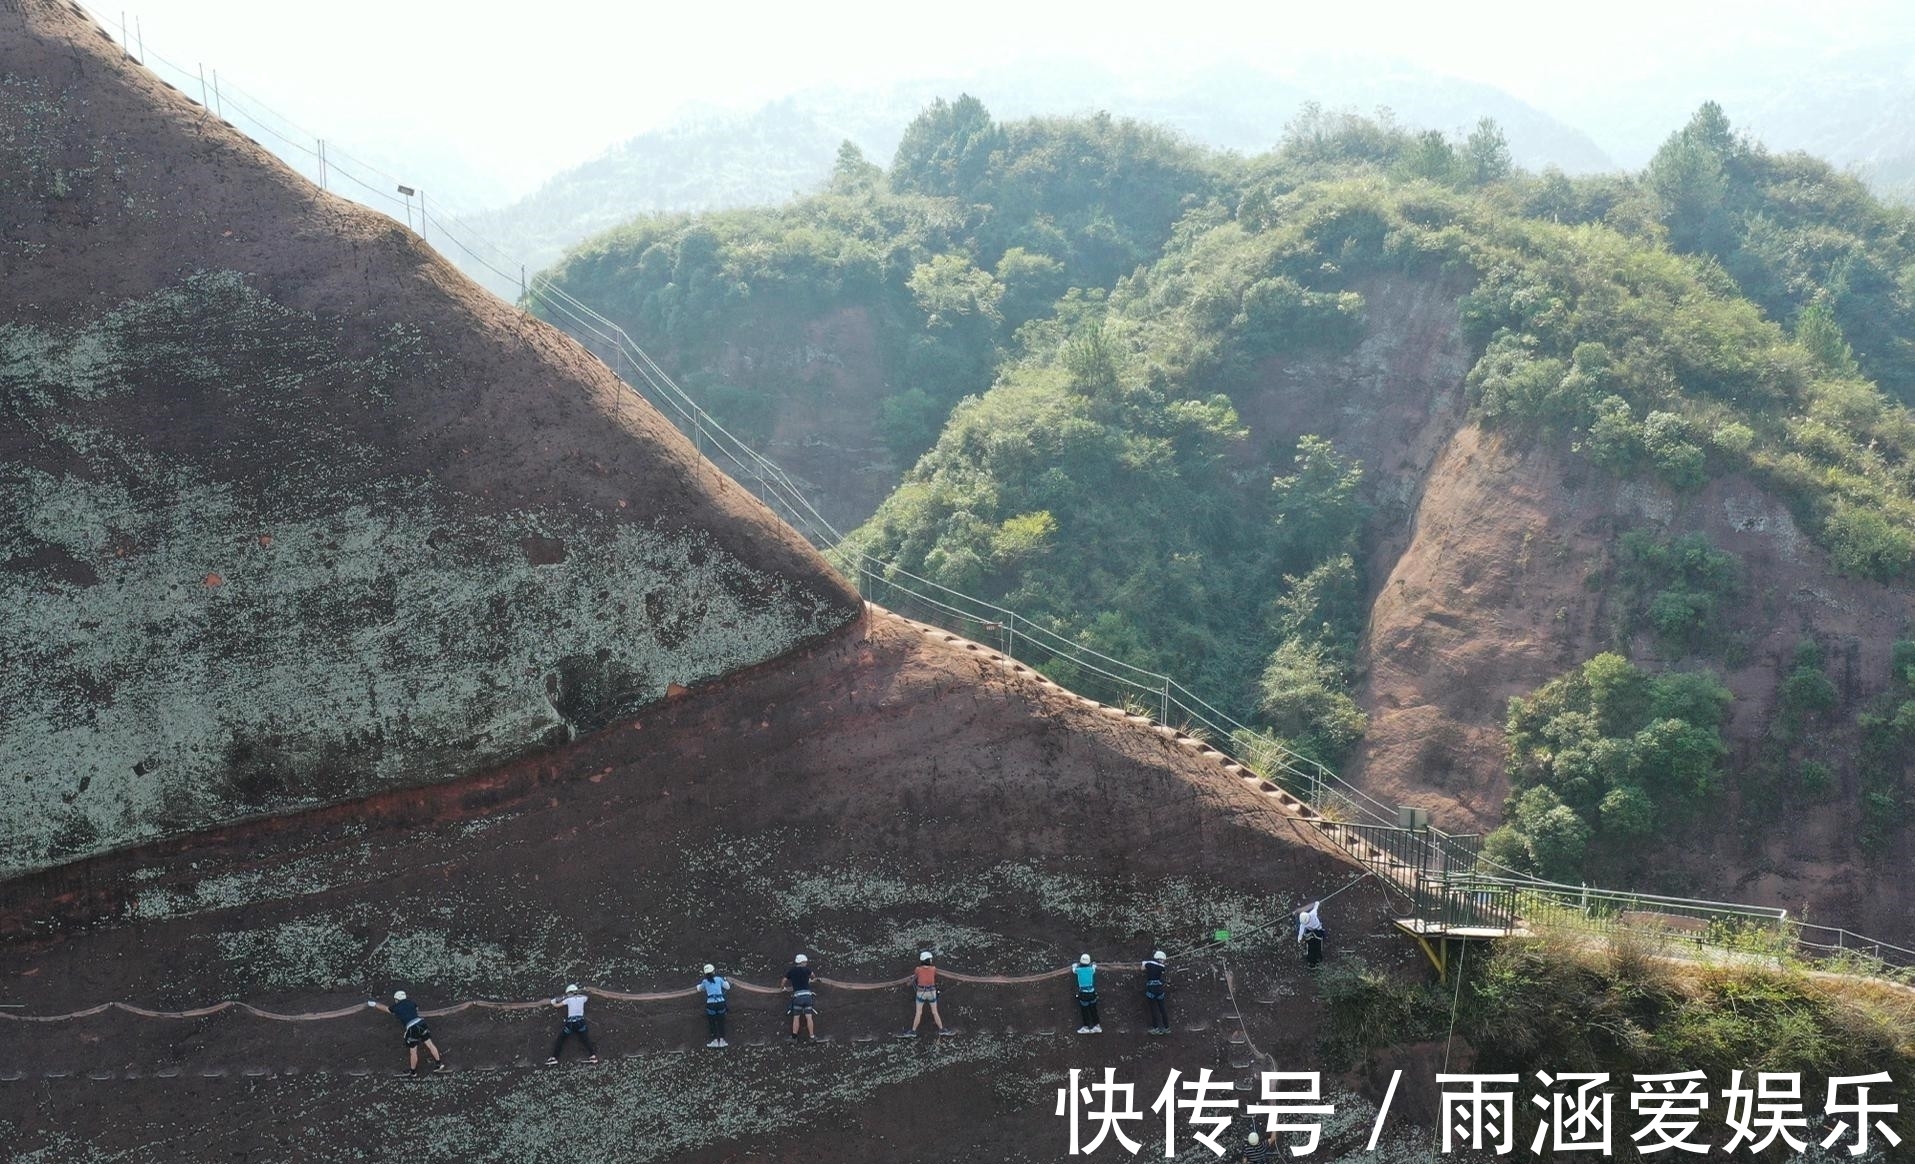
[537,99,1915,853]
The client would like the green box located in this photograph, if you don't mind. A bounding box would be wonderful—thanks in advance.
[1213,929,1230,943]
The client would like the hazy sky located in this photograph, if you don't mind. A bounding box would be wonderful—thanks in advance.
[87,0,1915,202]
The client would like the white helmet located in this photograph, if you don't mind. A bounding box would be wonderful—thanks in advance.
[1079,954,1092,966]
[795,953,808,964]
[1247,1132,1262,1146]
[392,990,407,1002]
[702,963,716,975]
[565,983,580,994]
[919,951,934,963]
[1153,950,1167,962]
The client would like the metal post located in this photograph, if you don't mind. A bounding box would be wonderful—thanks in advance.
[419,191,428,242]
[318,140,326,190]
[1159,677,1169,726]
[135,17,143,62]
[211,69,222,119]
[199,63,207,109]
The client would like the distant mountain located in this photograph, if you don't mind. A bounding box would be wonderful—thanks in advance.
[1866,154,1915,205]
[451,57,1615,299]
[1531,32,1915,186]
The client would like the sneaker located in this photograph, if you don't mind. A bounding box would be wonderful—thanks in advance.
[717,1039,728,1048]
[432,1061,450,1073]
[1091,1026,1103,1033]
[898,1030,918,1038]
[585,1056,599,1064]
[938,1028,956,1036]
[705,1040,721,1049]
[1076,1026,1092,1034]
[543,1057,559,1067]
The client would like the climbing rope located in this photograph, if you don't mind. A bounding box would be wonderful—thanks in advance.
[0,965,1092,1022]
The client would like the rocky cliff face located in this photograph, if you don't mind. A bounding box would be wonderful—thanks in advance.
[0,0,862,873]
[1229,279,1915,936]
[703,304,903,533]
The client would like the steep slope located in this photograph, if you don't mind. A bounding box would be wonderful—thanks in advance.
[0,611,1415,1163]
[0,9,1431,1159]
[0,0,862,875]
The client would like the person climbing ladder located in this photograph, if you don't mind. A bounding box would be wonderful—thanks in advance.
[699,964,730,1048]
[1141,950,1170,1034]
[1073,954,1101,1034]
[545,983,599,1065]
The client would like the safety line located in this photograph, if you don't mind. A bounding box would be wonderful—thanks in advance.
[0,965,1113,1023]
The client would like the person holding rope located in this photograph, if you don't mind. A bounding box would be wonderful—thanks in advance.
[366,990,448,1076]
[1296,900,1327,967]
[1072,954,1102,1034]
[545,983,599,1066]
[784,953,818,1041]
[901,951,953,1037]
[699,964,730,1048]
[1141,950,1170,1034]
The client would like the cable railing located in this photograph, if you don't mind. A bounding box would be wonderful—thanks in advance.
[70,2,1915,982]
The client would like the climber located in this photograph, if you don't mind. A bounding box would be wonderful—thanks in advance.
[785,953,817,1040]
[1141,950,1170,1034]
[365,989,448,1075]
[902,951,953,1037]
[699,964,730,1048]
[545,983,598,1065]
[1073,954,1101,1034]
[1297,900,1327,967]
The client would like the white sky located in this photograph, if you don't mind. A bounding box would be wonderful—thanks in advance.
[85,0,1915,202]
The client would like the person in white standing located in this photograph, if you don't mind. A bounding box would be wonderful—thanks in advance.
[1297,901,1327,967]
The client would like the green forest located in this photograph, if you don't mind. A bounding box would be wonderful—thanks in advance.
[536,96,1915,877]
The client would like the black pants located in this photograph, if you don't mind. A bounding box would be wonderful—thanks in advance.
[1304,932,1324,967]
[1145,993,1169,1028]
[1076,992,1099,1027]
[553,1017,596,1058]
[706,1007,727,1039]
